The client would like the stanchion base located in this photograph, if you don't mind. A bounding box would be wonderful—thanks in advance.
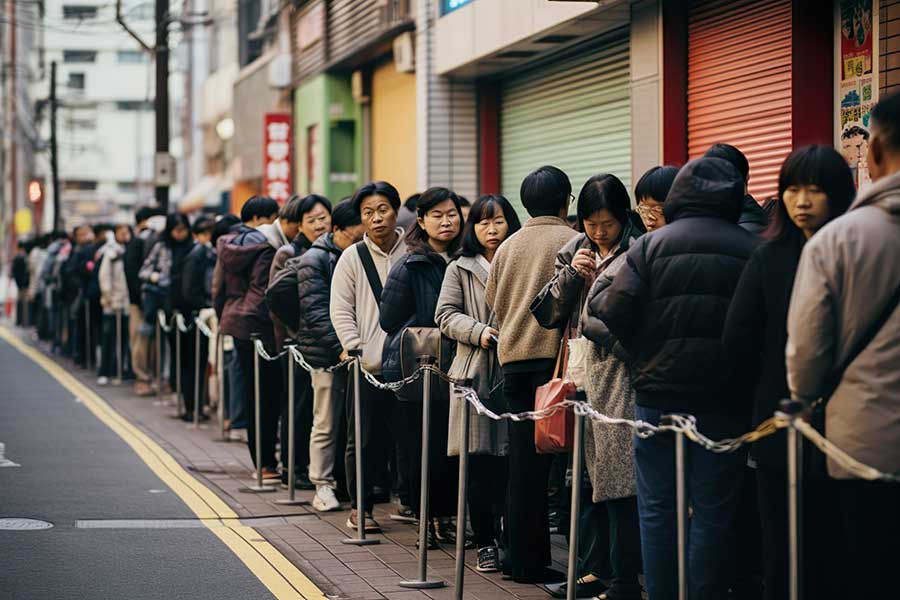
[341,538,380,546]
[111,379,122,386]
[274,498,309,506]
[398,580,445,589]
[238,485,278,494]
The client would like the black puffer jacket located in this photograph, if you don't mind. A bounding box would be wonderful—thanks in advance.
[738,194,769,234]
[596,157,760,414]
[379,245,450,383]
[290,233,344,369]
[181,242,217,313]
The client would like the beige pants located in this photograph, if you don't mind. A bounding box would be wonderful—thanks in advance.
[308,370,337,487]
[129,304,155,382]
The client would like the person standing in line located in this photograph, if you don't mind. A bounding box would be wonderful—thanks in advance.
[124,207,163,396]
[63,224,97,368]
[785,93,900,600]
[379,187,463,545]
[596,157,759,600]
[723,145,854,600]
[705,143,769,234]
[633,166,679,233]
[330,181,408,531]
[97,224,133,385]
[214,196,302,479]
[290,200,365,511]
[435,194,521,570]
[485,166,578,584]
[12,240,30,327]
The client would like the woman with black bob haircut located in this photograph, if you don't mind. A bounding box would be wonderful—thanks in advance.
[435,194,521,571]
[723,144,854,600]
[634,165,679,232]
[379,186,463,544]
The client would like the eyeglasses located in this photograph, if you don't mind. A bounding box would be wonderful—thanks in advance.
[568,193,575,204]
[637,205,664,217]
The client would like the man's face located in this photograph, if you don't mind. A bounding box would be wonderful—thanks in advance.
[842,133,869,167]
[359,195,398,244]
[76,226,94,245]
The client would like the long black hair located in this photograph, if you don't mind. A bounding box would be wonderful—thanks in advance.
[459,194,523,258]
[404,187,463,254]
[162,213,191,245]
[766,145,855,242]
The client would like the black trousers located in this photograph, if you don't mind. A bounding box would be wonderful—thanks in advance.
[99,313,130,378]
[757,468,847,600]
[504,368,555,580]
[836,478,899,600]
[173,326,209,418]
[468,455,508,548]
[234,338,282,470]
[606,496,642,599]
[280,357,313,476]
[732,466,763,599]
[345,376,395,512]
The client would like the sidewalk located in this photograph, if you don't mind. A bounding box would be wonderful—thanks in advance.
[30,335,567,600]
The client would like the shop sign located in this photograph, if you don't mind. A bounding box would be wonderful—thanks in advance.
[441,0,473,16]
[263,113,292,203]
[837,0,879,189]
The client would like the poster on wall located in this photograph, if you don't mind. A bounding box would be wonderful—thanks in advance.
[838,0,878,188]
[263,113,292,204]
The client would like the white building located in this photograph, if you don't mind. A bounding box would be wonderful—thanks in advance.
[35,0,183,226]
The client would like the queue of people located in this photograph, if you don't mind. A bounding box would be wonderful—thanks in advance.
[11,92,900,600]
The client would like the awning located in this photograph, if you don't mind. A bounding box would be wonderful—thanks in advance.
[178,175,224,213]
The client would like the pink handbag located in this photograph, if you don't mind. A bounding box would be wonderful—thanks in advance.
[534,332,576,454]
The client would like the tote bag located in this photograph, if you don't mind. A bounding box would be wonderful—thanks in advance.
[534,332,575,454]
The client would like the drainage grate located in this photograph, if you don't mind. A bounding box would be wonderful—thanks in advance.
[0,518,54,531]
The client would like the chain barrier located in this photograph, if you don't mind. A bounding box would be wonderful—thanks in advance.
[251,338,288,362]
[193,317,215,339]
[174,313,193,333]
[157,310,173,333]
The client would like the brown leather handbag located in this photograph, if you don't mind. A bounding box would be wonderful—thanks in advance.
[398,327,455,403]
[534,332,576,454]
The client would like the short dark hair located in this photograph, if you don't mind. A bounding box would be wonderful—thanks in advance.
[520,165,571,217]
[351,181,402,214]
[705,143,750,182]
[635,165,679,205]
[240,196,279,223]
[576,173,631,230]
[405,187,463,254]
[841,124,870,141]
[458,195,471,207]
[212,214,240,246]
[135,205,161,225]
[331,199,361,230]
[192,217,215,236]
[871,91,900,152]
[404,193,422,212]
[281,194,330,223]
[767,145,855,242]
[459,194,522,258]
[297,194,332,221]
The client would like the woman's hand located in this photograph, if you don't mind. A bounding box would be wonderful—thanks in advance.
[480,327,499,349]
[571,248,596,279]
[150,272,160,284]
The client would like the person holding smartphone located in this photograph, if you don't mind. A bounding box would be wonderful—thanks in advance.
[436,194,521,572]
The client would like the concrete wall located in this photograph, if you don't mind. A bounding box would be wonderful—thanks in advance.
[630,0,662,182]
[881,0,900,96]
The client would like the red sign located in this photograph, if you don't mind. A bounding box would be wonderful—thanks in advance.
[263,113,292,204]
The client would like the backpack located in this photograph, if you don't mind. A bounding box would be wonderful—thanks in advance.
[265,262,300,332]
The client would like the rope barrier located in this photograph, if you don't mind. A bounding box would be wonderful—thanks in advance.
[156,310,173,333]
[175,313,192,333]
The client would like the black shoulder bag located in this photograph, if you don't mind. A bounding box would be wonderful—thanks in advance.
[356,241,382,304]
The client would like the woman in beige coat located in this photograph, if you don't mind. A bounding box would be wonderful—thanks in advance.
[435,194,520,573]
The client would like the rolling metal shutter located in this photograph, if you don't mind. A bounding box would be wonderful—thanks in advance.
[687,0,792,201]
[501,35,631,217]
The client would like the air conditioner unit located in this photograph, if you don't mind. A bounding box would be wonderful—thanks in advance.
[268,53,292,89]
[394,31,415,73]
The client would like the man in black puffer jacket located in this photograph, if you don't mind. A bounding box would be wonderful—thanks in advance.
[288,200,364,512]
[597,157,759,600]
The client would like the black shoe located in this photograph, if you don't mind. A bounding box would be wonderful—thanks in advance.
[546,577,609,599]
[476,546,500,573]
[281,471,315,490]
[513,567,566,584]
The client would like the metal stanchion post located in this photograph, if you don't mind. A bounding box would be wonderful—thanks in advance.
[454,380,473,600]
[565,406,585,600]
[780,400,805,600]
[342,349,379,546]
[240,334,276,493]
[277,342,307,506]
[191,313,202,428]
[175,312,183,417]
[155,311,164,406]
[218,334,226,440]
[114,308,123,385]
[400,356,445,589]
[675,428,688,600]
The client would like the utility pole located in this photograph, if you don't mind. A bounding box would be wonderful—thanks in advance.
[7,0,18,244]
[154,0,170,212]
[50,61,61,231]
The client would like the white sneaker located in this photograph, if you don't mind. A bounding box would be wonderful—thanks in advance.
[97,376,109,386]
[312,485,340,512]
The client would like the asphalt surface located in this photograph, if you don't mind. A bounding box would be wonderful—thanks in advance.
[0,337,276,600]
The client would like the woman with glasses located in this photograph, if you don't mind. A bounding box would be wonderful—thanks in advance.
[634,166,679,232]
[435,194,521,572]
[723,145,854,600]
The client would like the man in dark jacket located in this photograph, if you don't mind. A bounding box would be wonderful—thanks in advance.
[63,225,98,368]
[287,200,364,511]
[12,240,30,326]
[705,143,768,234]
[125,206,163,395]
[597,157,759,600]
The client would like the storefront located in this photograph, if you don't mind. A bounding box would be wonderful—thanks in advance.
[499,33,632,216]
[370,54,417,201]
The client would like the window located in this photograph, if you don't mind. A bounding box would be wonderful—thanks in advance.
[64,180,98,191]
[63,50,97,63]
[117,50,147,64]
[62,5,98,19]
[66,116,97,129]
[117,181,136,192]
[67,72,86,90]
[116,100,153,111]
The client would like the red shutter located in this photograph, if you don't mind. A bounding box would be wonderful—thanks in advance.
[687,0,792,201]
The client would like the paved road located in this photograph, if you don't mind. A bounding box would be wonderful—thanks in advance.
[0,337,276,600]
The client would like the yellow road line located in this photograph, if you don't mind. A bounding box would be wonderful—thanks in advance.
[0,327,327,600]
